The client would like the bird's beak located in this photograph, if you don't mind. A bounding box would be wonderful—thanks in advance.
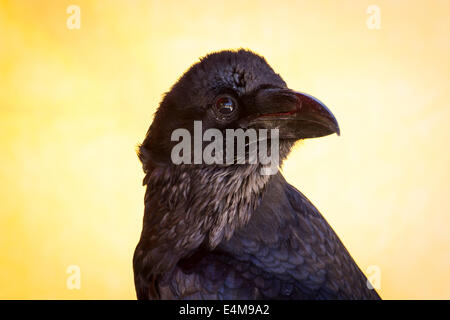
[240,87,340,139]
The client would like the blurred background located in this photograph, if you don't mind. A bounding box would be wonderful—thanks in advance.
[0,0,449,299]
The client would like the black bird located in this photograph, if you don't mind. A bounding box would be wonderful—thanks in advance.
[133,49,381,300]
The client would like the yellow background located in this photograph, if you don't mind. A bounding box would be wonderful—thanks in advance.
[0,0,449,299]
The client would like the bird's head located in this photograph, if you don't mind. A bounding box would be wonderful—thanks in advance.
[139,49,339,173]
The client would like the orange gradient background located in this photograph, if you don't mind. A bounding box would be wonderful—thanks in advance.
[0,0,449,299]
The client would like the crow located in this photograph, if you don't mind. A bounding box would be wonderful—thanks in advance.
[133,49,381,300]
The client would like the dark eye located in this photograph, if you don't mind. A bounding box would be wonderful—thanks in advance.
[215,96,236,115]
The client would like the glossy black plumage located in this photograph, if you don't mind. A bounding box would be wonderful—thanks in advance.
[133,49,380,300]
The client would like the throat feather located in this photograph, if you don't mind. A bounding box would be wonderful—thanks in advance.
[146,163,271,249]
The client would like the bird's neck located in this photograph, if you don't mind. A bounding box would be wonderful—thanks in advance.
[137,140,293,275]
[143,163,272,249]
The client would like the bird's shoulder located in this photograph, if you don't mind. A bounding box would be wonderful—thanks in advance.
[217,173,380,299]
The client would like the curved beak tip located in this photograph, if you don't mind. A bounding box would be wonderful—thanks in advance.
[295,91,341,139]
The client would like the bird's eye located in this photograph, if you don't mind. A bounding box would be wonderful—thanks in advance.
[215,96,236,115]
